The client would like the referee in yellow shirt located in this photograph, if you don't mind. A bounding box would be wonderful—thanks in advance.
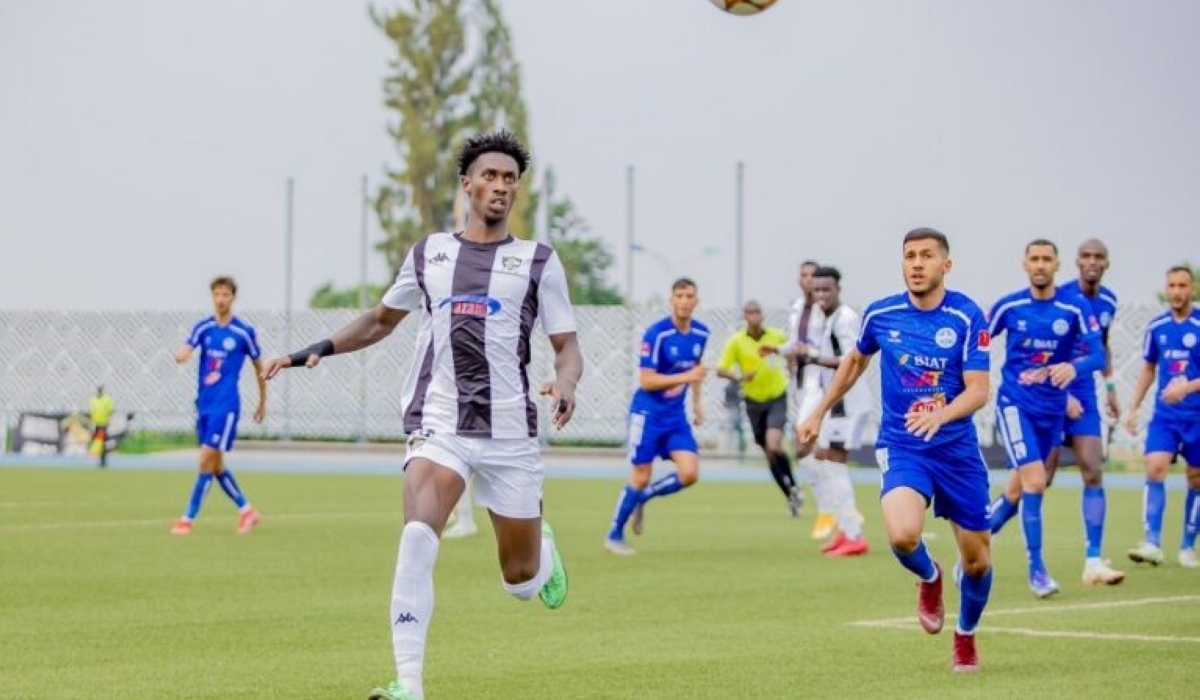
[89,385,115,467]
[718,300,803,516]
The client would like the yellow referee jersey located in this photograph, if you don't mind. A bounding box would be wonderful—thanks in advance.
[718,327,789,403]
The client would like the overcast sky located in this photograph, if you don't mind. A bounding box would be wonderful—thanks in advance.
[2,0,1197,314]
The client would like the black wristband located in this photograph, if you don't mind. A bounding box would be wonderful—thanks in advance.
[288,339,334,367]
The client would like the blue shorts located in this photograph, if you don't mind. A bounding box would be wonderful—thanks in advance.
[1145,414,1200,466]
[996,397,1063,469]
[627,410,697,466]
[196,411,239,452]
[875,439,990,532]
[1063,397,1102,439]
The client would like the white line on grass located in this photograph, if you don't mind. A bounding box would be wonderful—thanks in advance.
[850,595,1200,644]
[0,510,400,532]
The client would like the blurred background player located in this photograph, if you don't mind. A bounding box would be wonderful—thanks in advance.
[985,240,1103,597]
[800,266,870,556]
[788,260,836,539]
[171,276,265,535]
[798,228,993,672]
[442,478,478,539]
[1123,265,1200,568]
[265,130,580,700]
[88,384,114,468]
[717,299,801,516]
[606,278,708,555]
[987,239,1125,586]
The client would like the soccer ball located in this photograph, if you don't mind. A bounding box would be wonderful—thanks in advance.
[709,0,778,15]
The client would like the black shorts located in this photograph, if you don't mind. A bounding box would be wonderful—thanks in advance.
[745,394,788,447]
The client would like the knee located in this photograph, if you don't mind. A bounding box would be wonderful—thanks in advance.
[961,552,991,577]
[1187,470,1200,490]
[888,531,922,554]
[678,467,699,487]
[1080,466,1104,488]
[629,470,652,489]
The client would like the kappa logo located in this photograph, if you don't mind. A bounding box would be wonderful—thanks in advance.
[501,255,522,271]
[429,251,451,265]
[394,612,419,625]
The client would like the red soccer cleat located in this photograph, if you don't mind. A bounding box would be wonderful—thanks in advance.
[952,631,980,673]
[237,507,261,535]
[170,518,193,536]
[821,531,847,554]
[917,562,945,634]
[825,535,869,557]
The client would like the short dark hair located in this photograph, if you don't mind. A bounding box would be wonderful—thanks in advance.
[671,277,697,292]
[1167,265,1195,281]
[903,227,949,254]
[812,266,841,284]
[1025,238,1059,255]
[210,276,237,295]
[800,259,819,270]
[457,130,530,177]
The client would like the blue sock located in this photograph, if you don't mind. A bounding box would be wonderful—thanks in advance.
[1082,486,1106,559]
[1144,480,1165,547]
[892,541,937,581]
[607,485,641,541]
[185,473,214,520]
[988,494,1019,534]
[216,470,248,509]
[642,472,684,501]
[957,567,993,634]
[1021,491,1045,574]
[1182,488,1200,550]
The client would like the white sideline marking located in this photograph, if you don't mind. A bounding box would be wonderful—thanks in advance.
[0,510,399,532]
[850,595,1200,644]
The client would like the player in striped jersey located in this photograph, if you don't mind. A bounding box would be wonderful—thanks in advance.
[170,276,265,536]
[264,131,583,700]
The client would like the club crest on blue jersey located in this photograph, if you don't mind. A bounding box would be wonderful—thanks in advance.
[439,294,501,316]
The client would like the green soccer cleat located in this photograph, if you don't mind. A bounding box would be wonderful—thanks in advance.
[368,680,418,700]
[538,522,569,610]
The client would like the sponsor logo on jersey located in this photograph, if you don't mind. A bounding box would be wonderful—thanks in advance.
[429,251,451,265]
[439,294,501,316]
[1087,315,1100,332]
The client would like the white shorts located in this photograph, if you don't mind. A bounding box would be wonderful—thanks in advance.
[404,431,543,519]
[793,386,825,425]
[818,411,869,450]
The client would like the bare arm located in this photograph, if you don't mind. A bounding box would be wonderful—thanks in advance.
[262,304,409,379]
[639,367,702,392]
[174,345,193,364]
[1122,362,1156,433]
[691,376,706,426]
[250,358,267,422]
[539,331,583,429]
[811,348,873,419]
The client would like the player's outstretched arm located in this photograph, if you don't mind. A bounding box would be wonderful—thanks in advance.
[262,304,409,380]
[797,348,871,444]
[174,345,193,364]
[540,331,583,429]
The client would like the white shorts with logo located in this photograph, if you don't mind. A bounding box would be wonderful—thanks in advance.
[818,411,870,450]
[404,431,543,519]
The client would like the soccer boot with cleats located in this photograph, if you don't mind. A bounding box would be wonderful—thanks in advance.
[368,680,418,700]
[1029,570,1060,599]
[810,512,836,540]
[236,507,260,535]
[170,518,193,536]
[1081,559,1125,586]
[538,522,568,609]
[1179,548,1198,568]
[952,632,980,673]
[917,562,945,634]
[1127,541,1165,566]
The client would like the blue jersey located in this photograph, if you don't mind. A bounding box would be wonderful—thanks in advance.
[988,288,1104,418]
[1059,280,1118,404]
[186,316,262,414]
[1143,307,1200,422]
[856,290,990,451]
[629,316,709,417]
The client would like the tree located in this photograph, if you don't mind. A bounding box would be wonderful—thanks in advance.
[1156,263,1200,303]
[543,168,623,305]
[309,282,388,310]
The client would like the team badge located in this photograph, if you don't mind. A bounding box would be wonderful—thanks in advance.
[1185,333,1197,349]
[1100,311,1112,327]
[1052,319,1069,336]
[223,337,237,351]
[934,327,957,349]
[501,256,521,271]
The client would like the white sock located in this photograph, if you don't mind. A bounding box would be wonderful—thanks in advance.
[824,459,863,539]
[390,521,439,700]
[800,455,830,512]
[501,536,554,600]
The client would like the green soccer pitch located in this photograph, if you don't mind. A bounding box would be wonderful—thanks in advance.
[2,466,1196,700]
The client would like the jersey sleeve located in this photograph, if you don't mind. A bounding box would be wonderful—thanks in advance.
[963,303,991,372]
[855,308,879,356]
[717,336,738,372]
[244,324,262,360]
[985,298,1006,338]
[1071,306,1104,374]
[381,246,423,311]
[1142,325,1160,363]
[185,320,206,348]
[536,250,577,335]
[832,309,860,357]
[639,325,661,371]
